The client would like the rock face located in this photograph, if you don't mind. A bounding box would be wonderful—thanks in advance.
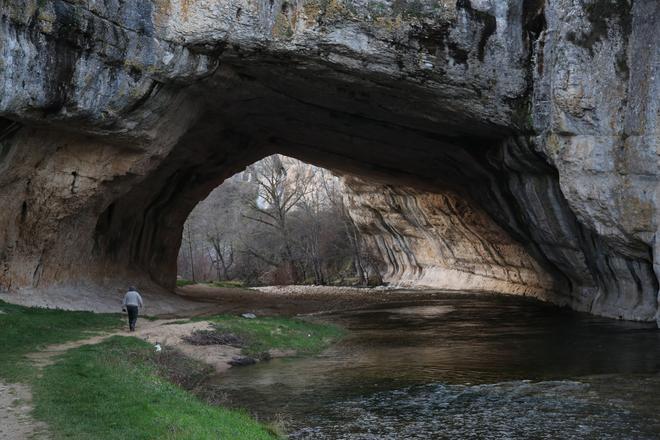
[0,0,657,320]
[342,176,556,298]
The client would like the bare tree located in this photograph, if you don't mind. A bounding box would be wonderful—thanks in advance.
[317,169,368,284]
[207,228,234,280]
[242,155,313,282]
[177,154,381,287]
[298,187,326,284]
[182,222,197,283]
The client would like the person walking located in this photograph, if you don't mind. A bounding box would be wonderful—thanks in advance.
[122,286,144,332]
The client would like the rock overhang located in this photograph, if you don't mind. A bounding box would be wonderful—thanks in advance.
[0,0,657,322]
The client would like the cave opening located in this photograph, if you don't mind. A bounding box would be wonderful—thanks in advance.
[175,154,383,289]
[165,142,559,304]
[0,0,655,322]
[0,62,655,321]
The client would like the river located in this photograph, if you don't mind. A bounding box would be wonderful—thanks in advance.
[205,291,660,439]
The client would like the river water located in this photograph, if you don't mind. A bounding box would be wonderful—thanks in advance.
[205,291,660,439]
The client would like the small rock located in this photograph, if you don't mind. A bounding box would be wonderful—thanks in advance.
[241,313,256,319]
[228,356,257,366]
[154,343,162,352]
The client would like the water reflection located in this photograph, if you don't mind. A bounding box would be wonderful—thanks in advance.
[204,292,660,438]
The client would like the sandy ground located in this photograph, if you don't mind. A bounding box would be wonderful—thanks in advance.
[0,284,228,316]
[176,284,442,316]
[0,382,49,440]
[253,285,393,295]
[0,282,438,318]
[130,320,242,373]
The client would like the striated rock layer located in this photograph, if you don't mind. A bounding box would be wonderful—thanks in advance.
[0,0,657,320]
[342,177,556,298]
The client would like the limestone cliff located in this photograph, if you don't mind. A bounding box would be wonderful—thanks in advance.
[0,0,657,320]
[342,177,556,298]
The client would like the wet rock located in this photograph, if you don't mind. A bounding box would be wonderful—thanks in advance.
[228,356,257,367]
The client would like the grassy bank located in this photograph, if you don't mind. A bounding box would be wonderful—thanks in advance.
[0,300,344,439]
[33,337,276,439]
[208,315,345,357]
[0,300,121,381]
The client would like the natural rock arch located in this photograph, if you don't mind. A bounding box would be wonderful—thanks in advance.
[0,0,657,320]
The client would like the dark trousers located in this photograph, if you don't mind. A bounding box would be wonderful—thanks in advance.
[126,305,139,331]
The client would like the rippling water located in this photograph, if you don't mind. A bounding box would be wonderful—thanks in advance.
[204,291,660,438]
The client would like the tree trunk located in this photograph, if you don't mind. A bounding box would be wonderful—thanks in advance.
[187,228,196,283]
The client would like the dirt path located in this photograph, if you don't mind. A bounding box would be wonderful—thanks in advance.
[0,382,49,440]
[27,319,240,373]
[26,318,175,370]
[4,318,243,439]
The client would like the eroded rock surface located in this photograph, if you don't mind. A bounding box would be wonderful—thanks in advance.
[342,176,556,298]
[0,0,657,320]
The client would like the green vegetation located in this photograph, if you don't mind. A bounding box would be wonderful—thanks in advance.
[176,279,247,289]
[0,301,343,439]
[208,280,246,289]
[176,278,196,287]
[209,315,345,357]
[33,337,276,439]
[0,300,121,381]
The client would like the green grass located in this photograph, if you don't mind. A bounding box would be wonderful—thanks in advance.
[208,315,345,357]
[207,280,246,289]
[33,336,277,439]
[0,300,122,381]
[178,279,247,289]
[176,279,196,287]
[0,301,343,439]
